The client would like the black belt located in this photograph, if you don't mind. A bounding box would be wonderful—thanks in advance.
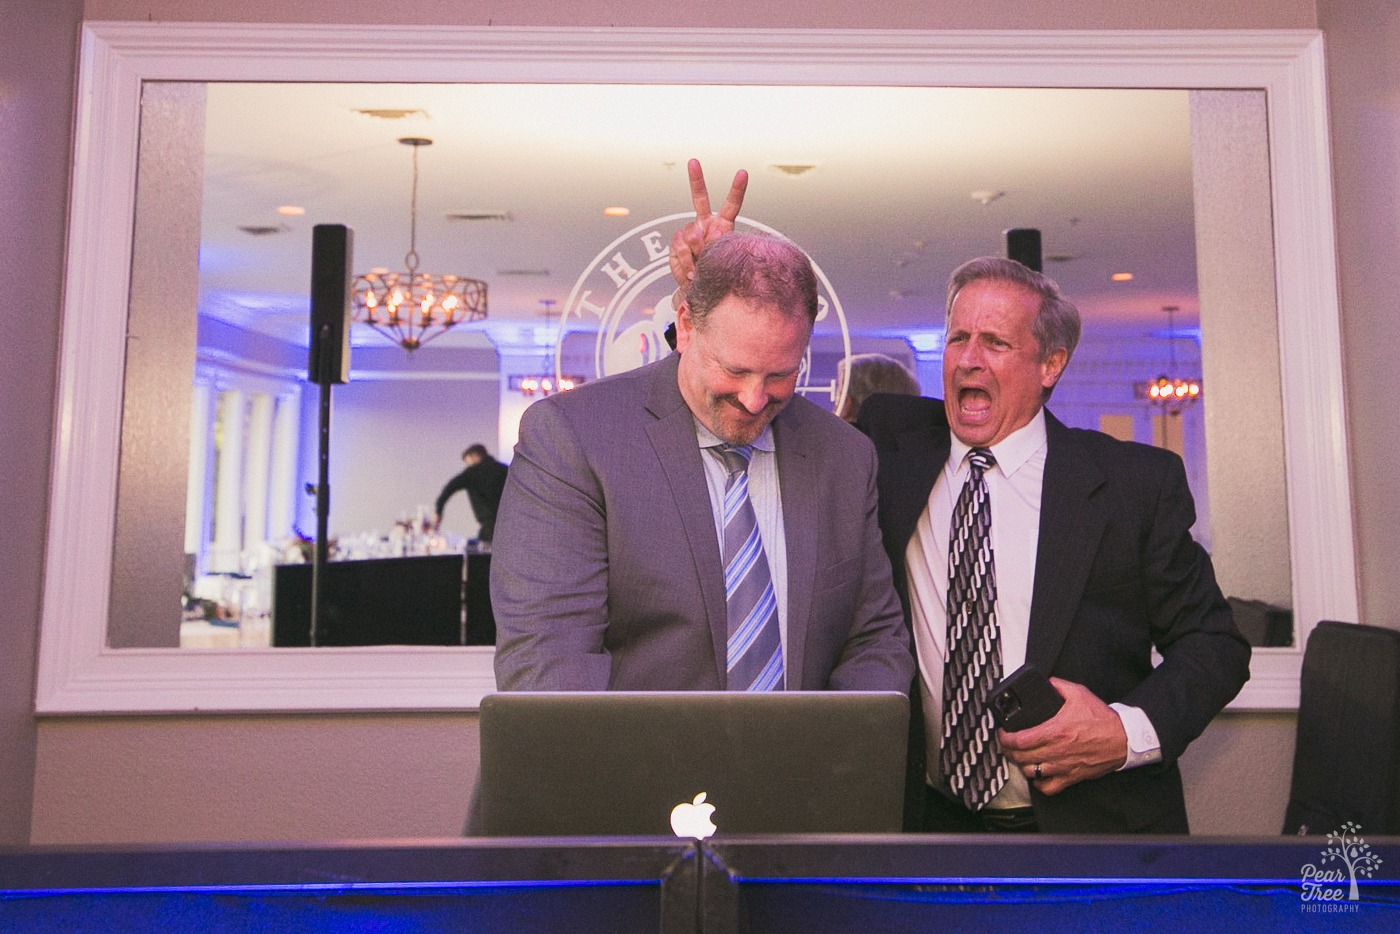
[978,805,1039,833]
[923,785,1039,833]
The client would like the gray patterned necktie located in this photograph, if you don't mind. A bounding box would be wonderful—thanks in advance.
[941,447,1009,810]
[711,444,784,691]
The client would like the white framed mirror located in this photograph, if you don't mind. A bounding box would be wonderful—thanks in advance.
[37,22,1355,713]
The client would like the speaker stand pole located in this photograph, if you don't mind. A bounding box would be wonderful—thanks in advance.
[310,326,333,648]
[306,222,352,648]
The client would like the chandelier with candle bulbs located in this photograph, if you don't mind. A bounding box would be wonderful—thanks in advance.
[351,137,488,351]
[1134,305,1202,413]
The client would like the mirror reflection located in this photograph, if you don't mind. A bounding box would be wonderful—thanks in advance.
[109,82,1292,650]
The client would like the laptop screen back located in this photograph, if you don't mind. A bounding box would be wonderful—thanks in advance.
[477,691,909,837]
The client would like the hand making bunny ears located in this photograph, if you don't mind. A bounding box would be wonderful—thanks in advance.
[668,158,749,290]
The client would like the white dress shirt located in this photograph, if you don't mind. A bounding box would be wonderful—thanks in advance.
[906,410,1160,810]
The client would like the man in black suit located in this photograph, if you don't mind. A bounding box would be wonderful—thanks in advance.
[859,256,1250,833]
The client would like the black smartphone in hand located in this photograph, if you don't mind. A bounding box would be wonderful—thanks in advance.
[989,664,1064,732]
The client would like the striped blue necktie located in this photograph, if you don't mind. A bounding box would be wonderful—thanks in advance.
[941,447,1009,810]
[712,444,784,691]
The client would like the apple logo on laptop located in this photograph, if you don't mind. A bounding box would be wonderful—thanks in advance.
[669,792,717,839]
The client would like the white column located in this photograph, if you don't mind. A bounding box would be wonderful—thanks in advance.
[184,380,214,557]
[243,392,275,551]
[495,348,545,459]
[267,387,302,542]
[295,386,321,535]
[489,324,558,460]
[209,389,246,573]
[1191,89,1285,598]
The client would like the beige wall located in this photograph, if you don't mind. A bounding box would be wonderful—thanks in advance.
[82,0,1317,30]
[26,709,1294,842]
[31,714,481,844]
[1,0,82,846]
[1318,0,1400,625]
[1181,712,1298,835]
[23,0,1400,847]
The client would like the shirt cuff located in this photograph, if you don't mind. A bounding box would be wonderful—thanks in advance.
[1109,702,1163,770]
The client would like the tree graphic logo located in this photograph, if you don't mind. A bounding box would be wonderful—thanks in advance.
[1300,821,1384,904]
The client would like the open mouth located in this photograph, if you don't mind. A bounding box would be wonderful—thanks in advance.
[957,387,992,418]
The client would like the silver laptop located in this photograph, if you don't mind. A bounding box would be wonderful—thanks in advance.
[477,691,909,837]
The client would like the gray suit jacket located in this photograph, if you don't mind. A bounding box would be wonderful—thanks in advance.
[491,353,914,693]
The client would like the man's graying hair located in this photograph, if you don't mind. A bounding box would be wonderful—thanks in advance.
[683,232,819,326]
[946,256,1082,368]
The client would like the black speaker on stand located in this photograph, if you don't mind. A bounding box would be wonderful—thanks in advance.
[307,224,353,647]
[1004,227,1043,273]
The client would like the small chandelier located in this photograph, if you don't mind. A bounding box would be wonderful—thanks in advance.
[513,299,583,396]
[514,373,580,396]
[1134,305,1202,413]
[351,137,488,351]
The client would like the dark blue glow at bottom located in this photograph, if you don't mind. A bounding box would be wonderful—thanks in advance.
[2,877,647,897]
[5,877,1398,932]
[0,884,662,934]
[738,881,1400,933]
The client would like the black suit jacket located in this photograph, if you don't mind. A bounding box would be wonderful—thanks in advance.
[859,393,1251,833]
[436,457,509,541]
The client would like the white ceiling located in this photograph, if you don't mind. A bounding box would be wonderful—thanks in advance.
[196,82,1199,349]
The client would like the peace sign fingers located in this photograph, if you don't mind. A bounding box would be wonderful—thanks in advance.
[687,157,715,220]
[688,157,748,227]
[672,158,749,288]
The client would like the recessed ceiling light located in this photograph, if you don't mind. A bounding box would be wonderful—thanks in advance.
[276,205,305,216]
[894,240,931,268]
[603,206,631,218]
[970,190,1005,205]
[353,108,429,120]
[445,210,512,222]
[1111,272,1135,282]
[769,164,818,178]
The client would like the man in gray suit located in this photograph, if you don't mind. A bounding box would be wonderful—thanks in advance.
[491,165,912,694]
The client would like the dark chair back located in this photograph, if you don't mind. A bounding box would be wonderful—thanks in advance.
[1283,620,1400,834]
